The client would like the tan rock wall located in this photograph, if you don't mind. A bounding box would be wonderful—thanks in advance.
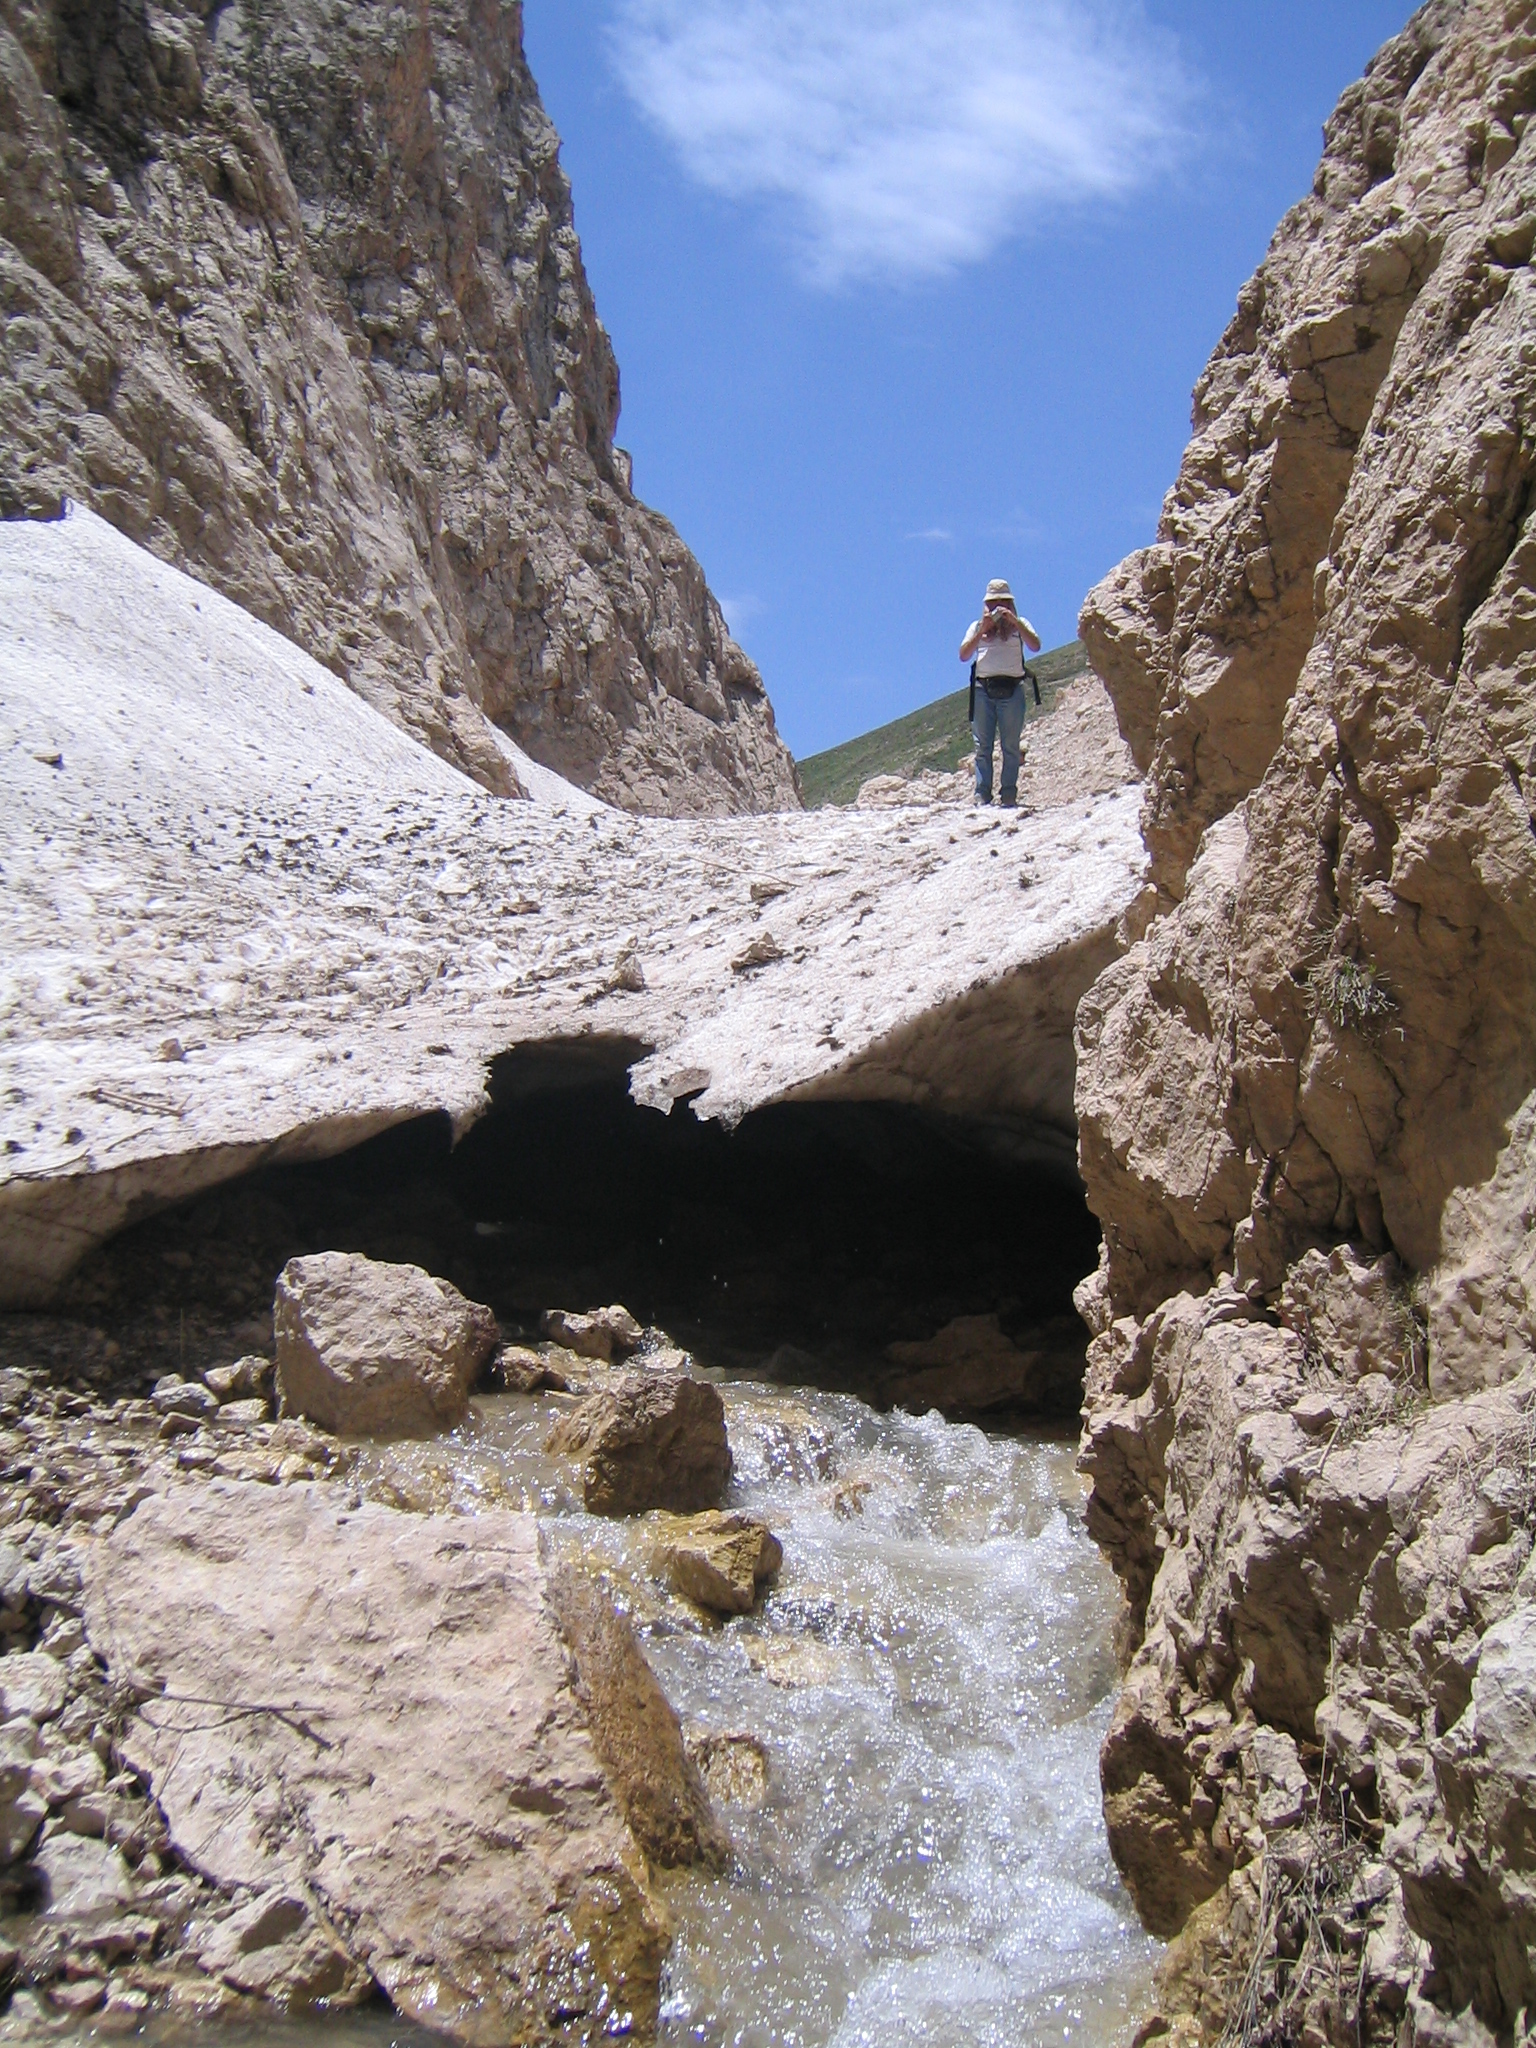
[1080,0,1536,1326]
[0,0,799,815]
[1073,3,1536,2040]
[1081,1,1467,902]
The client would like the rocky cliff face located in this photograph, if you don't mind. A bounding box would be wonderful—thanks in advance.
[1075,2,1536,2041]
[0,0,799,814]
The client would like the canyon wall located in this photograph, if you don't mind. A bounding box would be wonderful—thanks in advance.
[1075,2,1536,2041]
[0,0,798,814]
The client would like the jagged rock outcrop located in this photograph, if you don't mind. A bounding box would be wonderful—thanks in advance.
[0,0,798,814]
[1075,4,1536,2043]
[1081,0,1495,904]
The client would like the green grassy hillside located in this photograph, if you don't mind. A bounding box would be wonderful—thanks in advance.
[796,639,1090,808]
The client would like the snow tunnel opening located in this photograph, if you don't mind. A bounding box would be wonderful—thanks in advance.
[26,1038,1102,1420]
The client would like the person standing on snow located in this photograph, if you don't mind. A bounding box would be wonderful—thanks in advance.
[958,578,1041,807]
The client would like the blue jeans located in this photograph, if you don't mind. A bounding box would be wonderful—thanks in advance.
[972,683,1025,802]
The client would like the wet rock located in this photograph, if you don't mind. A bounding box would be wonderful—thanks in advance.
[650,1511,782,1615]
[881,1312,1085,1417]
[686,1732,770,1810]
[831,1476,874,1519]
[81,1482,673,2042]
[541,1306,645,1363]
[490,1337,660,1397]
[548,1564,728,1871]
[273,1252,499,1437]
[742,1636,845,1689]
[491,1343,565,1393]
[546,1369,732,1515]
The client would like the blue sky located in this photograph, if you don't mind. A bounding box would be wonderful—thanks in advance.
[522,1,1411,760]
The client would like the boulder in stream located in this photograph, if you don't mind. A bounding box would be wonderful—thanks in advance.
[548,1565,729,1871]
[685,1732,770,1810]
[542,1305,646,1362]
[491,1342,571,1394]
[80,1481,683,2040]
[546,1369,732,1515]
[650,1511,782,1615]
[273,1252,499,1436]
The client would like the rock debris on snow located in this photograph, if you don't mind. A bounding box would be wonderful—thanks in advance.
[0,508,1145,1306]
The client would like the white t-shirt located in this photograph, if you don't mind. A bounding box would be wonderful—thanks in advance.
[969,618,1036,678]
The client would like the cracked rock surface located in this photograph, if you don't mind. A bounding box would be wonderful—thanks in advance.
[1073,4,1536,2042]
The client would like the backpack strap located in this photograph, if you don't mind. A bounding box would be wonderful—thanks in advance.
[1008,616,1041,705]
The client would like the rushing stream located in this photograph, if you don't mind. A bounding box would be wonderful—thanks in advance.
[350,1372,1161,2048]
[20,1372,1159,2048]
[27,1090,1160,2048]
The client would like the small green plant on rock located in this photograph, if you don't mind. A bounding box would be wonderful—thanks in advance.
[1312,956,1397,1037]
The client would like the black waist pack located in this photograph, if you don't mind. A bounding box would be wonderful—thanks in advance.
[969,662,1042,712]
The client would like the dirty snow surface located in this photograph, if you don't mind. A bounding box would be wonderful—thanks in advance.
[0,510,1144,1300]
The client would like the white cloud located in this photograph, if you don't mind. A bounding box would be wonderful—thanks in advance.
[717,592,764,632]
[907,526,954,543]
[608,0,1195,287]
